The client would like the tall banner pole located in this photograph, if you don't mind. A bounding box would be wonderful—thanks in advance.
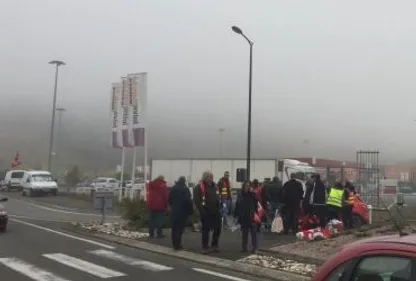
[131,147,137,199]
[144,126,148,184]
[119,148,125,202]
[126,72,147,200]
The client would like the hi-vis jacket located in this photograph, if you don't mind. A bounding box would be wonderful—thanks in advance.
[347,191,356,206]
[326,188,344,208]
[217,178,232,200]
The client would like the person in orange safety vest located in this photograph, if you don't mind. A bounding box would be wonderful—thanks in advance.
[217,171,232,219]
[342,181,356,229]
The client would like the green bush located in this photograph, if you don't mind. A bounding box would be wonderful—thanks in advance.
[119,198,200,230]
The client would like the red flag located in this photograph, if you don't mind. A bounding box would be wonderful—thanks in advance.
[11,152,21,168]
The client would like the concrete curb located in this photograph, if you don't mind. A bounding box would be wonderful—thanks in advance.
[62,226,310,281]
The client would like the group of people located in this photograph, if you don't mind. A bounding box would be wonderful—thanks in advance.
[145,171,357,254]
[301,174,357,230]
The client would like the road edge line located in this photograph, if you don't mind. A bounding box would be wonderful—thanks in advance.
[10,218,115,250]
[62,225,309,281]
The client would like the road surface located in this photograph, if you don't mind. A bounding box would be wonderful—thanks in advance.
[1,192,121,223]
[1,219,268,281]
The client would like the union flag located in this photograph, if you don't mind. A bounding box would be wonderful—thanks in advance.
[11,152,21,168]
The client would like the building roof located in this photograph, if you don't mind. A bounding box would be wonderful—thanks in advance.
[291,157,359,169]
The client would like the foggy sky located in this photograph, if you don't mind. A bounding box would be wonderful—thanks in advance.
[1,0,416,169]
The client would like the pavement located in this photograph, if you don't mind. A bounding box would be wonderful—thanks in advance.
[1,218,275,281]
[142,228,297,261]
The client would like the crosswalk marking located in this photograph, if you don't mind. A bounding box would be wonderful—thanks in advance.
[0,257,70,281]
[88,249,173,271]
[43,253,126,279]
[192,268,253,281]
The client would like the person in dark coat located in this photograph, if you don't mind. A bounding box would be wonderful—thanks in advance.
[303,175,315,215]
[264,176,283,213]
[233,181,259,253]
[282,173,304,234]
[168,176,193,250]
[193,171,222,254]
[304,174,327,227]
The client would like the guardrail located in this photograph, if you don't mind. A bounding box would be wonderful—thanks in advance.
[59,186,144,201]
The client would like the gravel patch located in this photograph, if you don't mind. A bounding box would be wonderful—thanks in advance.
[74,222,149,239]
[238,254,317,277]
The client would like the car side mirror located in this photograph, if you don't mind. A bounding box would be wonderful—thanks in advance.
[0,198,8,202]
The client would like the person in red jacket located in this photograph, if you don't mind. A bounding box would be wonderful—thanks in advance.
[147,175,168,238]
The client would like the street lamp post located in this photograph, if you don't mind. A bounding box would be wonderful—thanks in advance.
[218,128,225,158]
[231,26,254,181]
[47,60,65,173]
[55,107,66,176]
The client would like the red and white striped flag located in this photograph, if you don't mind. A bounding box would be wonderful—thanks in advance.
[11,152,21,168]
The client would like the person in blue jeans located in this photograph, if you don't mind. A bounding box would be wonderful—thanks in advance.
[233,181,259,253]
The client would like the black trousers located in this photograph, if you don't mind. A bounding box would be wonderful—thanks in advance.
[342,205,354,229]
[313,205,327,227]
[171,218,186,249]
[283,207,299,234]
[201,213,222,249]
[327,206,341,221]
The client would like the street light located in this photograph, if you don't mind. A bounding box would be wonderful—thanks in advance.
[55,107,66,176]
[47,60,65,173]
[231,25,254,181]
[218,128,225,158]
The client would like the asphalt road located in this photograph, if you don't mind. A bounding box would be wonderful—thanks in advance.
[0,191,122,223]
[0,219,270,281]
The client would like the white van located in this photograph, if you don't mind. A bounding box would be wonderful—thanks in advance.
[90,177,119,189]
[21,170,58,197]
[4,170,26,191]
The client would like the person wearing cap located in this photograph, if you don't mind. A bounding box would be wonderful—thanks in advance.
[168,176,193,250]
[217,171,232,225]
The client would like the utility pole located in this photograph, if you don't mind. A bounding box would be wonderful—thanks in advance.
[55,107,66,176]
[218,128,225,158]
[47,60,65,173]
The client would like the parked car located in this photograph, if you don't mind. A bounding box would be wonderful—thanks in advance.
[90,177,119,189]
[0,197,8,232]
[311,233,416,281]
[21,170,58,197]
[4,170,25,192]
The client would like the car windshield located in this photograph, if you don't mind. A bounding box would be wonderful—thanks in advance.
[31,175,53,182]
[11,172,24,178]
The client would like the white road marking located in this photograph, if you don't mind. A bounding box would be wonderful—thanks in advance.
[0,257,70,281]
[192,268,253,281]
[10,218,115,249]
[17,200,120,218]
[9,214,74,223]
[43,253,126,278]
[89,249,173,271]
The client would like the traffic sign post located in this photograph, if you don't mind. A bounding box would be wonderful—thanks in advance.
[94,190,114,224]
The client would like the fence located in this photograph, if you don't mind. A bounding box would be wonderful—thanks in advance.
[357,150,381,208]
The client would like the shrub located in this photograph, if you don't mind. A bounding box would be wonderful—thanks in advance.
[119,198,200,230]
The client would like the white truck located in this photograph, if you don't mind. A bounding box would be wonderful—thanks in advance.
[151,158,316,188]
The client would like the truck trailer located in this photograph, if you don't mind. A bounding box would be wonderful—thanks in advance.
[150,158,315,188]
